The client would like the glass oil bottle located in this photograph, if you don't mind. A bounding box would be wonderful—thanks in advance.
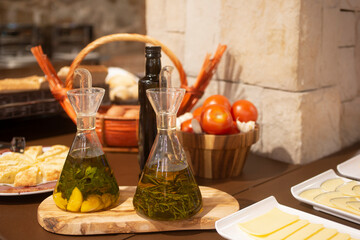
[53,69,119,213]
[133,68,202,221]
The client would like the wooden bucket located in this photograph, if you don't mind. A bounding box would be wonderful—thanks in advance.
[178,125,259,179]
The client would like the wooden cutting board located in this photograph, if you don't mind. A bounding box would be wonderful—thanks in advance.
[38,186,239,235]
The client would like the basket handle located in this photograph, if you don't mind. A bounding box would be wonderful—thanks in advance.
[65,33,187,89]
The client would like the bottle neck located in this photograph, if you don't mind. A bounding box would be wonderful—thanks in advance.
[77,115,95,131]
[145,58,161,77]
[157,113,176,132]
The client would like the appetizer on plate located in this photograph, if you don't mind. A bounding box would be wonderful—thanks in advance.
[291,170,360,224]
[299,178,360,216]
[215,196,360,240]
[238,207,357,240]
[0,145,69,187]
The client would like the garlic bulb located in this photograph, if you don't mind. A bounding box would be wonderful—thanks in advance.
[236,120,255,133]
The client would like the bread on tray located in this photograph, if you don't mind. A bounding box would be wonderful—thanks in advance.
[0,75,46,91]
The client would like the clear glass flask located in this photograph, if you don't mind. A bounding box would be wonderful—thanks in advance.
[53,69,119,213]
[133,87,203,221]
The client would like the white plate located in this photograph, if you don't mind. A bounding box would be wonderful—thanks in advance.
[0,183,55,196]
[0,146,56,196]
[291,169,360,224]
[215,196,360,240]
[337,153,360,181]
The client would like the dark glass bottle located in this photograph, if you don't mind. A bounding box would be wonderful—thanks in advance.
[138,46,161,172]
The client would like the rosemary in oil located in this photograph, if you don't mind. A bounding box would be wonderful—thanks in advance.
[133,166,202,221]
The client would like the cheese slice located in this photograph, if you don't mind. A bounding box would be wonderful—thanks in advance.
[299,188,324,201]
[307,228,338,240]
[285,223,323,240]
[331,233,351,240]
[347,201,360,212]
[314,191,345,207]
[238,208,299,236]
[251,219,309,240]
[320,178,345,192]
[351,185,360,197]
[330,197,360,215]
[336,181,360,197]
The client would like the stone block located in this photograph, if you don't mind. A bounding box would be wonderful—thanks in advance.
[297,0,323,90]
[340,0,360,10]
[316,7,339,87]
[324,0,340,8]
[261,86,341,164]
[338,47,358,101]
[184,0,222,78]
[185,0,343,92]
[214,50,243,83]
[356,19,360,95]
[218,0,302,90]
[260,89,303,164]
[340,97,360,147]
[300,87,342,163]
[145,0,166,33]
[165,0,186,32]
[338,11,356,47]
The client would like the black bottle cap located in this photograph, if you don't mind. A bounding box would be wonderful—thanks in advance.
[145,46,161,58]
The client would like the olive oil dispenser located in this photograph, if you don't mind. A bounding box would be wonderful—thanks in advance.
[53,69,119,213]
[133,67,202,220]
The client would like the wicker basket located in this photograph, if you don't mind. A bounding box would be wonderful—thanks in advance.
[95,105,139,147]
[178,125,259,179]
[62,34,188,148]
[32,34,224,148]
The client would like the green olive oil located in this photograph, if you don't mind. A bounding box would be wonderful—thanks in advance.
[133,166,203,221]
[54,152,119,212]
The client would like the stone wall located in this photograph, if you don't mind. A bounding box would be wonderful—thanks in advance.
[146,0,360,164]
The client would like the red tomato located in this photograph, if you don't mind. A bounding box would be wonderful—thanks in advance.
[200,104,233,135]
[229,121,240,134]
[192,106,203,118]
[231,100,258,122]
[202,95,231,111]
[181,119,194,133]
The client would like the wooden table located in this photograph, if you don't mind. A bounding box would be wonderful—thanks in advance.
[0,132,359,240]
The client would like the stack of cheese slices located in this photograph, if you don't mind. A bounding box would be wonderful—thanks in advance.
[299,178,360,216]
[0,145,69,187]
[238,207,359,240]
